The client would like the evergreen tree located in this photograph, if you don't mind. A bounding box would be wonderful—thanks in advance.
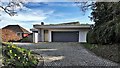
[87,2,120,44]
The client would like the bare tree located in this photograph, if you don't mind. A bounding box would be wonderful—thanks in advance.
[0,0,27,16]
[74,1,95,13]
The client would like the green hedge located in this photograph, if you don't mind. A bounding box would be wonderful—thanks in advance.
[2,43,39,68]
[87,23,120,44]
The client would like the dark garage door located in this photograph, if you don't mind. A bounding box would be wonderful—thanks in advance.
[52,31,79,42]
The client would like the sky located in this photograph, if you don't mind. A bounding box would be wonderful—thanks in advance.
[0,2,94,31]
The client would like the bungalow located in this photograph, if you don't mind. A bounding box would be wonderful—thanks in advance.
[2,25,30,42]
[31,22,91,43]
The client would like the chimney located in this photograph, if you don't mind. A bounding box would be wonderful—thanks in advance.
[41,22,44,25]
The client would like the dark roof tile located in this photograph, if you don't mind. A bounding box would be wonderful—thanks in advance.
[2,25,30,33]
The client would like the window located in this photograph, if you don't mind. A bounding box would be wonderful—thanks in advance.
[17,33,21,36]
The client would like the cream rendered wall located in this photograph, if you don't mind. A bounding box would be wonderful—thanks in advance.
[44,30,48,42]
[38,29,48,42]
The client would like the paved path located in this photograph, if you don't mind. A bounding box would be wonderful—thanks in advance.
[14,42,118,66]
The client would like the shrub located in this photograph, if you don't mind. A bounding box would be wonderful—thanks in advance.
[20,37,30,42]
[2,43,39,68]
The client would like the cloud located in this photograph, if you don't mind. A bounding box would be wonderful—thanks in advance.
[0,17,32,32]
[0,4,55,30]
[10,14,46,21]
[0,2,93,31]
[23,0,77,2]
[45,2,78,7]
[0,0,94,3]
[44,16,94,25]
[26,0,94,2]
[0,19,26,28]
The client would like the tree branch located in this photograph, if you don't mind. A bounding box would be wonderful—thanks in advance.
[0,5,17,16]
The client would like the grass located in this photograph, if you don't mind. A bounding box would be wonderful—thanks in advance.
[82,43,120,63]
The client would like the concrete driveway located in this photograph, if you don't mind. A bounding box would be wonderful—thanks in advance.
[14,42,118,66]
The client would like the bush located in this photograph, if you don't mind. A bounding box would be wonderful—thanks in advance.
[2,43,39,68]
[18,34,33,42]
[87,23,120,44]
[20,37,30,42]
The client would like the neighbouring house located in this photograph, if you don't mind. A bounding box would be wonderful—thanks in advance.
[2,25,30,42]
[31,22,91,43]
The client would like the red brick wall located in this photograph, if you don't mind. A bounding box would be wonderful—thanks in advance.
[1,29,21,42]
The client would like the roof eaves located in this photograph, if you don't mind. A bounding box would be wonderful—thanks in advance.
[34,25,91,29]
[19,26,30,33]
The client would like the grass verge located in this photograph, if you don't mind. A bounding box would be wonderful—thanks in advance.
[82,43,120,63]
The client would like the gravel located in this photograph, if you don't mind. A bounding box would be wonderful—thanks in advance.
[14,42,118,66]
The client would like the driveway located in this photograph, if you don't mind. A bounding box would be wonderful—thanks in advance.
[14,42,118,66]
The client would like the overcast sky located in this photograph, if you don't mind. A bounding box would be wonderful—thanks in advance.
[0,2,94,31]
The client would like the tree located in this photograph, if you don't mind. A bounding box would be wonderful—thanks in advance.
[87,2,120,44]
[0,0,27,16]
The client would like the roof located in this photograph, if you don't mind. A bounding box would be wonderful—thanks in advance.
[33,22,91,29]
[49,22,81,26]
[2,25,30,33]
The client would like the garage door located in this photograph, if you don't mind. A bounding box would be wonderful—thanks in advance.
[52,31,79,42]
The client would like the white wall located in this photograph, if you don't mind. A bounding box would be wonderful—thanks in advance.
[47,29,89,42]
[35,33,38,43]
[33,32,38,43]
[48,30,51,42]
[79,30,88,42]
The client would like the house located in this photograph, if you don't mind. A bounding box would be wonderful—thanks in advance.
[31,22,91,43]
[2,25,30,42]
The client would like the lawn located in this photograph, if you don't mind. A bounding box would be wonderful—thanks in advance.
[82,43,120,64]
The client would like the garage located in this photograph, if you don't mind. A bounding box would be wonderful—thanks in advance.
[52,31,79,42]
